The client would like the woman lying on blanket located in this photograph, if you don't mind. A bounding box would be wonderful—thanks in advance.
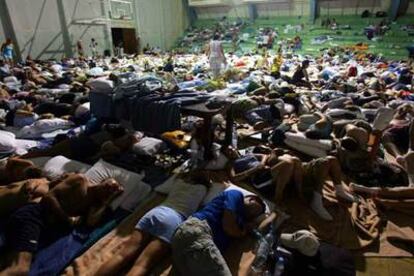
[1,173,123,275]
[95,171,211,276]
[22,124,142,163]
[229,147,356,221]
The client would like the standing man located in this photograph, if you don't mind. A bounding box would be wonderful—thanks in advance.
[76,40,85,58]
[89,38,98,58]
[206,33,226,79]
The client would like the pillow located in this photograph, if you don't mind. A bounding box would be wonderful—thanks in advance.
[43,155,92,180]
[0,130,16,154]
[18,119,74,139]
[85,159,150,210]
[132,137,165,156]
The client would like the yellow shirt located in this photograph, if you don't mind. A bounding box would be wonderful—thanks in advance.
[271,54,283,73]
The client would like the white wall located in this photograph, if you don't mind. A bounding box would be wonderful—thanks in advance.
[193,0,396,19]
[3,0,109,60]
[135,0,189,50]
[63,0,110,57]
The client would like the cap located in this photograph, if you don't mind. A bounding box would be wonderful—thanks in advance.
[280,230,320,256]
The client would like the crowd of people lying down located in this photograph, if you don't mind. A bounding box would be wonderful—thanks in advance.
[0,41,414,276]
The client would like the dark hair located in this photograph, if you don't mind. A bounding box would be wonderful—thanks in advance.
[302,60,310,67]
[245,194,266,214]
[213,33,220,40]
[23,166,43,179]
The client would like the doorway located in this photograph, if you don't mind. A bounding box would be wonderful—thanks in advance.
[111,28,138,55]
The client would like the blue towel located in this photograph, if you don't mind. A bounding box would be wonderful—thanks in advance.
[29,209,129,276]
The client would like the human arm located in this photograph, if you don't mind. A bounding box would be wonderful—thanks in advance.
[222,210,247,238]
[42,192,73,226]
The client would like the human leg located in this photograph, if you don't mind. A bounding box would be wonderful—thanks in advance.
[276,154,304,193]
[303,159,333,221]
[95,230,150,276]
[269,158,294,203]
[324,156,356,202]
[126,238,170,276]
[0,251,32,275]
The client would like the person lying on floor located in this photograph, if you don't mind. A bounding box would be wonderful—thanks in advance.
[384,119,414,187]
[229,148,356,221]
[382,104,414,158]
[0,157,43,185]
[22,124,141,163]
[335,119,409,188]
[0,178,49,218]
[1,173,123,275]
[95,171,209,276]
[171,189,266,276]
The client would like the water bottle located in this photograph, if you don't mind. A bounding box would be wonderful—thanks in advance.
[231,124,238,148]
[273,257,285,276]
[251,232,274,273]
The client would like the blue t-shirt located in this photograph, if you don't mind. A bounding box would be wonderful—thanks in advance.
[193,190,245,251]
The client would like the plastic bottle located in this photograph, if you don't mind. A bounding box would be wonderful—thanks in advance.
[231,124,238,148]
[251,232,274,273]
[273,257,285,276]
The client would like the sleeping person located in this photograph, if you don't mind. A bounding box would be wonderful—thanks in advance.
[95,172,209,276]
[0,157,43,185]
[1,173,123,275]
[230,148,356,220]
[171,189,266,276]
[22,124,141,163]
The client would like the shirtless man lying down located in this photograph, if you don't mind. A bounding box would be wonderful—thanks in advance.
[1,173,123,275]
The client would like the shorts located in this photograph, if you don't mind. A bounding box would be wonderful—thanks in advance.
[136,206,185,243]
[171,217,231,276]
[6,203,46,253]
[3,54,12,60]
[302,158,328,201]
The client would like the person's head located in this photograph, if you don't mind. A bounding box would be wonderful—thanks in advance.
[88,178,123,202]
[302,60,310,68]
[213,33,220,40]
[5,38,12,45]
[243,195,266,220]
[91,38,95,42]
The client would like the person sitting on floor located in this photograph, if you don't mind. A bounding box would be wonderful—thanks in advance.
[1,173,123,275]
[290,60,311,89]
[171,189,266,276]
[95,172,209,276]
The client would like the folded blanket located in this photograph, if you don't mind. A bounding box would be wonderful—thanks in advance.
[284,139,328,158]
[284,132,333,151]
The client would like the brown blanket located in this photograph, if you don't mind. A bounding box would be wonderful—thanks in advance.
[64,182,414,276]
